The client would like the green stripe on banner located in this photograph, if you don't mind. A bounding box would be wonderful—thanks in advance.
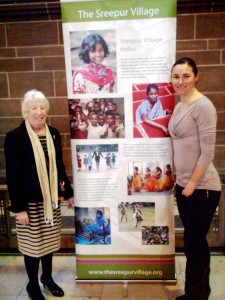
[76,254,176,280]
[61,0,177,23]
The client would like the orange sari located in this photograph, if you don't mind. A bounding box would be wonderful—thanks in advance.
[143,171,155,191]
[132,172,142,192]
[154,171,163,192]
[163,169,174,190]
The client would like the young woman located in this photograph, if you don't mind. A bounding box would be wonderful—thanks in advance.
[143,167,155,192]
[168,57,221,300]
[163,164,174,191]
[154,167,164,192]
[132,166,143,192]
[73,33,115,94]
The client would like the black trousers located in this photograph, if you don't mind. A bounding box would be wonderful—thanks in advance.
[176,185,221,299]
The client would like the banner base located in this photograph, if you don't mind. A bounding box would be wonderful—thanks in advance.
[75,278,177,284]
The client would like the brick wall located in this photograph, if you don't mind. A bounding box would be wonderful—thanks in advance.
[176,13,225,177]
[0,19,72,181]
[0,11,224,182]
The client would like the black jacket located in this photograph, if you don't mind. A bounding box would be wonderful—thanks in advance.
[4,121,73,213]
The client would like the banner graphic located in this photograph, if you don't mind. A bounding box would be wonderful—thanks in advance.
[61,0,177,281]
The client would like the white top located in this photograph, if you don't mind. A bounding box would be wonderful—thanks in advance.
[87,123,105,139]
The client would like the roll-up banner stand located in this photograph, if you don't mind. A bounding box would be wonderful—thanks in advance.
[60,0,177,281]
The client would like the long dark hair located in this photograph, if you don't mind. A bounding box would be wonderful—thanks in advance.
[79,33,110,63]
[156,166,162,173]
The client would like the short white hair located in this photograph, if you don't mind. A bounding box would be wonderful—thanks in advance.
[21,89,50,118]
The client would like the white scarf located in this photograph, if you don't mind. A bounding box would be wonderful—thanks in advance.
[25,120,58,225]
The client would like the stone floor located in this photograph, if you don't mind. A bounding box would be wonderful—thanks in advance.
[0,254,225,299]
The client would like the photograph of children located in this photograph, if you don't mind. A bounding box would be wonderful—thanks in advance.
[127,161,174,195]
[75,207,111,245]
[76,144,119,172]
[118,202,155,232]
[133,82,174,138]
[70,30,116,94]
[142,226,169,245]
[69,97,125,139]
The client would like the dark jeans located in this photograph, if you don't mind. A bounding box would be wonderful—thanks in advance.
[176,185,221,300]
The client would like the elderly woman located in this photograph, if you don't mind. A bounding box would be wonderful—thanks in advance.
[4,90,74,300]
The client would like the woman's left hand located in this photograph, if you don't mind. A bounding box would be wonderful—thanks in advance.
[68,197,74,209]
[182,181,196,197]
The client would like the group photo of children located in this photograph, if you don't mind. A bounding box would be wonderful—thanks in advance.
[75,207,111,245]
[70,30,116,94]
[127,161,174,195]
[142,226,169,245]
[76,144,119,172]
[69,97,125,139]
[118,202,155,232]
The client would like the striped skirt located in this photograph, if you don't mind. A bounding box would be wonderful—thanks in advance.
[16,202,61,258]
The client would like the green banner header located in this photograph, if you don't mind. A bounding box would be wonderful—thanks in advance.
[61,0,177,23]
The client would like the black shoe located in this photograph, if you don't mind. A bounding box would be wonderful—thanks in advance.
[178,285,211,300]
[26,282,46,300]
[40,275,64,297]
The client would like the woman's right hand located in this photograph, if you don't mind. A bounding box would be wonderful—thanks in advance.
[15,211,29,226]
